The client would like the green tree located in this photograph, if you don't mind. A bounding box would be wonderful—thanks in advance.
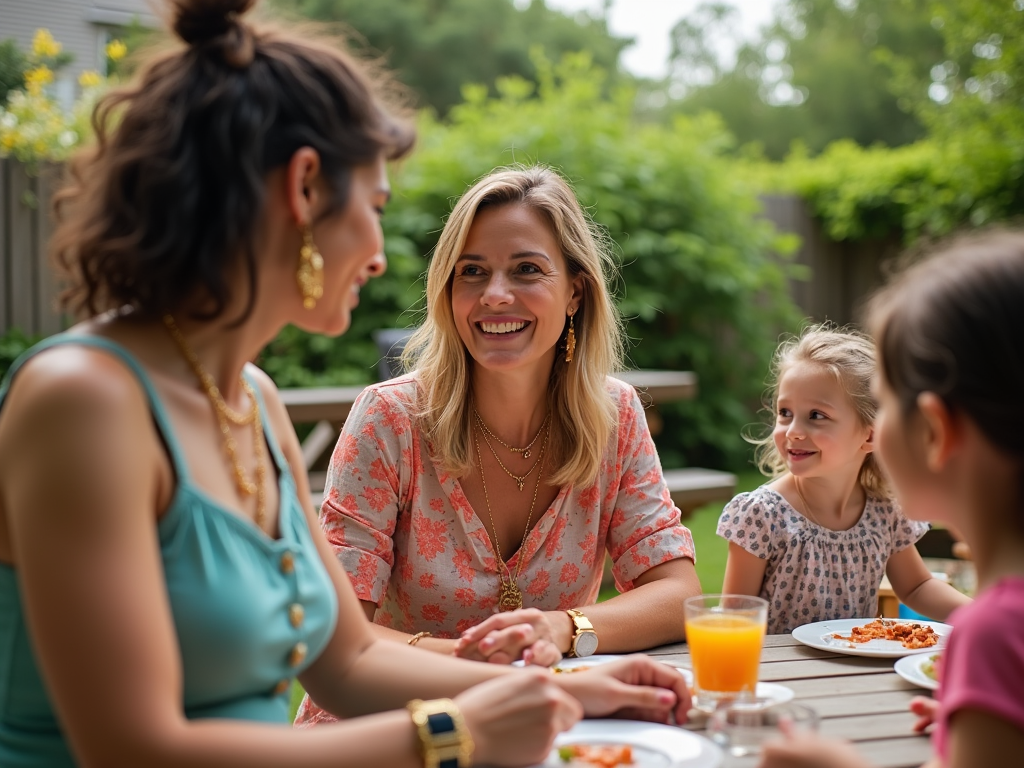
[262,55,801,469]
[271,0,630,114]
[669,0,945,159]
[0,39,27,105]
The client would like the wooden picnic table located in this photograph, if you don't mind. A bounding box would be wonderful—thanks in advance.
[278,369,698,426]
[643,633,933,768]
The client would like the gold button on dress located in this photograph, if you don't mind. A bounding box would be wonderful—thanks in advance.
[279,551,295,574]
[289,603,305,628]
[288,642,308,667]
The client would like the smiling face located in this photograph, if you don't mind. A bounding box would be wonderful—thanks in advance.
[303,156,391,336]
[451,203,581,375]
[772,361,874,482]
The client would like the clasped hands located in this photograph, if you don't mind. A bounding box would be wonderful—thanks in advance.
[453,607,569,666]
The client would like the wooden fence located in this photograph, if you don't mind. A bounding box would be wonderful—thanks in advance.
[0,159,900,336]
[0,159,65,337]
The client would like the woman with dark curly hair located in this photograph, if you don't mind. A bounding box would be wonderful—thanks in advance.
[0,2,690,766]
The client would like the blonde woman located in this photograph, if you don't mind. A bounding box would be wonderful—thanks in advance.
[297,166,699,724]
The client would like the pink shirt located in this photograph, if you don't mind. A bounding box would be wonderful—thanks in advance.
[322,375,695,630]
[295,375,696,727]
[934,577,1024,759]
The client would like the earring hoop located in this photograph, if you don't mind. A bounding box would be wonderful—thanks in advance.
[297,224,324,310]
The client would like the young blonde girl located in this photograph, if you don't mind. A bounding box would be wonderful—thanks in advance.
[718,325,969,634]
[759,230,1024,768]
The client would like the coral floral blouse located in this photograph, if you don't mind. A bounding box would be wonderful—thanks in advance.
[295,375,696,727]
[319,375,696,634]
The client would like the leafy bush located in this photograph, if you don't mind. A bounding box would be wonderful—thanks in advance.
[0,328,41,383]
[263,55,801,470]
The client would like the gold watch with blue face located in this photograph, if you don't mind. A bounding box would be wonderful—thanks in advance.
[566,608,599,657]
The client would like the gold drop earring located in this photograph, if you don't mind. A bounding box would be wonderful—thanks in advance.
[564,309,577,363]
[296,224,324,309]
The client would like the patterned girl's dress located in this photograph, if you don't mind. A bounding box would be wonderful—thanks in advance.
[717,485,929,635]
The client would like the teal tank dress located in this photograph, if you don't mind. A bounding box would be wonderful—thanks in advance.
[0,336,339,766]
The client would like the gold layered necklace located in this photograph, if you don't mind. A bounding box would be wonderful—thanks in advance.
[474,423,549,611]
[474,412,548,491]
[163,315,268,531]
[474,410,549,460]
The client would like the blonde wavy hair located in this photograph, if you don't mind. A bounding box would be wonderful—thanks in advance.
[748,323,889,497]
[403,166,625,488]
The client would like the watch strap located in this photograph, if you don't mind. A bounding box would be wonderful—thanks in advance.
[407,698,474,768]
[566,608,598,657]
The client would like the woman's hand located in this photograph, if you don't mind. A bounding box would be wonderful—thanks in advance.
[553,655,692,725]
[455,668,582,767]
[910,695,940,733]
[455,608,565,666]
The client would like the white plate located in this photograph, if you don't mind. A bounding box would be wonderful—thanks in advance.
[532,720,723,768]
[894,653,941,691]
[792,618,952,658]
[554,654,630,672]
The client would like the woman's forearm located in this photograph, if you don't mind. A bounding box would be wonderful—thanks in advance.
[550,559,700,654]
[314,636,512,718]
[367,621,461,656]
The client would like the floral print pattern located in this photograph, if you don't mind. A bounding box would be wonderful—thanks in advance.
[294,376,695,727]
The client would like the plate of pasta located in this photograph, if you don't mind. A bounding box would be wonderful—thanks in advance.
[533,720,722,768]
[792,618,952,658]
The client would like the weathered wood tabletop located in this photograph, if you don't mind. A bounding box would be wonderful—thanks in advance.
[644,633,933,768]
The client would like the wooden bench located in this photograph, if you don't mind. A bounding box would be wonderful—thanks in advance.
[662,467,737,518]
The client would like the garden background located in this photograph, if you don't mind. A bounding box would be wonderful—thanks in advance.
[2,0,1023,607]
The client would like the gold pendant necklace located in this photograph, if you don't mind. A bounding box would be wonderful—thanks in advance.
[163,315,268,531]
[474,424,549,611]
[474,410,549,460]
[476,423,545,491]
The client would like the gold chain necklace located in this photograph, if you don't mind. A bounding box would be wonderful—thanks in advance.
[474,410,549,460]
[476,425,545,492]
[474,424,548,611]
[793,477,824,528]
[163,315,268,531]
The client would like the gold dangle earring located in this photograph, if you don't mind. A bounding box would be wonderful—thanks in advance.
[296,224,324,309]
[564,309,577,363]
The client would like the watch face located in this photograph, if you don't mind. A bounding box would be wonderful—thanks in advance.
[574,630,599,657]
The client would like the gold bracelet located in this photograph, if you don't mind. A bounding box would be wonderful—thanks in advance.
[407,697,474,768]
[408,630,432,646]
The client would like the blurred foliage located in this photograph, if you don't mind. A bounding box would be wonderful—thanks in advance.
[260,54,802,470]
[0,328,41,382]
[665,0,943,160]
[740,0,1024,243]
[0,39,28,106]
[270,0,630,114]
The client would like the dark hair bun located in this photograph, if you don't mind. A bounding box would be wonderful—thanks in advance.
[172,0,256,67]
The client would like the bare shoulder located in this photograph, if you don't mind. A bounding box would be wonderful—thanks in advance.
[2,344,149,431]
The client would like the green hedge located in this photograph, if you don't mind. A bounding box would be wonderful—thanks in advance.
[261,55,801,470]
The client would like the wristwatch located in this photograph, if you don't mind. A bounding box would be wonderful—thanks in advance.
[566,608,599,658]
[407,698,474,768]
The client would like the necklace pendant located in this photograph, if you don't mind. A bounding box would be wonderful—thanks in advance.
[498,580,523,612]
[522,449,531,460]
[516,478,525,491]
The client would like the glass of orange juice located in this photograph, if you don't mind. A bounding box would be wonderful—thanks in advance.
[684,594,768,712]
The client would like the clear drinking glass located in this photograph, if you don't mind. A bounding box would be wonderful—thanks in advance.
[708,700,820,757]
[683,594,768,712]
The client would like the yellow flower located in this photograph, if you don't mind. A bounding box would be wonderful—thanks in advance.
[32,29,62,59]
[78,70,103,88]
[106,40,128,62]
[24,66,54,96]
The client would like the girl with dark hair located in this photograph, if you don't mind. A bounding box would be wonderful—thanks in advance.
[0,2,690,766]
[758,230,1024,768]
